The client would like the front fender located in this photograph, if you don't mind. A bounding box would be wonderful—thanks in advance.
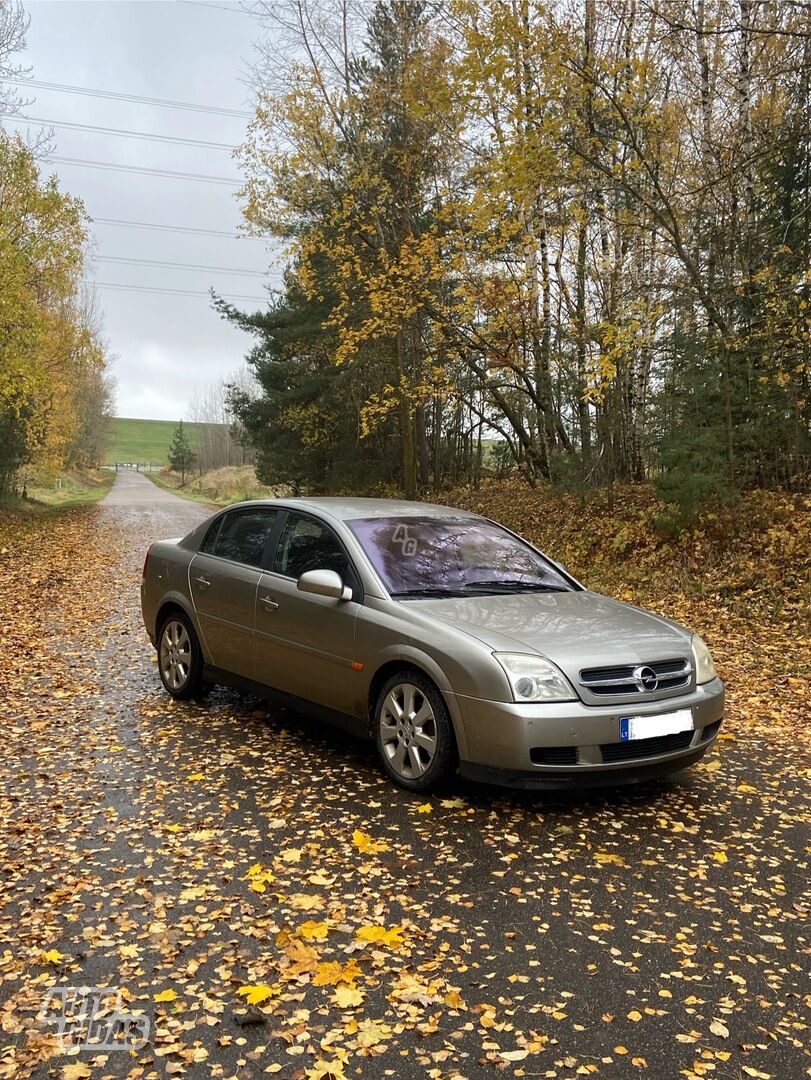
[361,643,470,761]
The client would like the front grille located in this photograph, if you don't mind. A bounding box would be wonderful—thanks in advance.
[580,658,692,697]
[599,730,693,763]
[530,746,578,766]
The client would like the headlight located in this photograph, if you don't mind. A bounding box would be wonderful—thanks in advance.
[692,635,717,684]
[494,652,577,702]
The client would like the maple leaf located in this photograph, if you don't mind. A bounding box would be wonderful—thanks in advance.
[284,937,320,976]
[308,871,335,885]
[416,802,433,813]
[238,983,281,1005]
[245,862,276,892]
[355,924,405,948]
[389,971,443,1007]
[280,847,304,862]
[595,852,626,866]
[352,829,389,853]
[62,1065,92,1080]
[187,772,205,781]
[313,959,361,986]
[154,989,178,1002]
[41,949,66,964]
[355,1018,393,1049]
[306,1060,349,1080]
[332,985,365,1008]
[298,920,329,940]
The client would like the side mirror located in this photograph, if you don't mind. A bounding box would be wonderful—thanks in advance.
[297,568,353,601]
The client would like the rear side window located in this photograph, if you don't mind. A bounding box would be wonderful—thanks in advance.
[273,513,349,579]
[202,508,278,568]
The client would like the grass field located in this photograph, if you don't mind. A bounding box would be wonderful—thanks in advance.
[106,417,212,467]
[106,417,195,466]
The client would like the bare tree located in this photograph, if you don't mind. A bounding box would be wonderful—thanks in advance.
[0,1,30,119]
[188,366,256,474]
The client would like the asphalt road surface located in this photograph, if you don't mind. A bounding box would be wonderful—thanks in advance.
[0,471,807,1080]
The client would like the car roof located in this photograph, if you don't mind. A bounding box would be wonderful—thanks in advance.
[224,496,483,522]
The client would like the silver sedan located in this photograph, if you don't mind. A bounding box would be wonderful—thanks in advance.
[140,498,725,791]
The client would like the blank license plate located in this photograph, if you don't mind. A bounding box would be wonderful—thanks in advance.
[619,709,693,742]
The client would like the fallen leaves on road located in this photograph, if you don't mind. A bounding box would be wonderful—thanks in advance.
[0,494,807,1079]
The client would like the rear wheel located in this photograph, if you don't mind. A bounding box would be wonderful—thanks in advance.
[157,612,205,700]
[373,671,456,792]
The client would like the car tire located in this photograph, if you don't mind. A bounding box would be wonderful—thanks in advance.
[157,611,206,700]
[373,670,456,792]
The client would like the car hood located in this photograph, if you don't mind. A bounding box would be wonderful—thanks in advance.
[412,590,692,673]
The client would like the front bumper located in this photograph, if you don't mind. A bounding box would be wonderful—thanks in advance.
[452,678,725,787]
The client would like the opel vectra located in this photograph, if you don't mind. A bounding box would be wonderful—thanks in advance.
[141,498,725,790]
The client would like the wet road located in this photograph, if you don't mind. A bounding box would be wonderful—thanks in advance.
[0,471,807,1080]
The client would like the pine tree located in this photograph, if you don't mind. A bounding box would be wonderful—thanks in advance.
[168,421,196,486]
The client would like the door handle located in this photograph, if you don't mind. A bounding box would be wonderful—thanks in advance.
[260,595,279,611]
[194,575,211,590]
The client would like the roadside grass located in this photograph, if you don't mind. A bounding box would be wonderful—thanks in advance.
[0,469,115,516]
[146,465,290,506]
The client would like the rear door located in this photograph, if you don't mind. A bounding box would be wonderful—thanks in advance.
[254,511,360,714]
[189,508,280,677]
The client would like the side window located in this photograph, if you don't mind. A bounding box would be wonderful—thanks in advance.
[206,509,278,568]
[199,517,222,555]
[273,513,349,580]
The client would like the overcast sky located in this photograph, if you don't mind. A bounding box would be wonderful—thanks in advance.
[10,0,276,420]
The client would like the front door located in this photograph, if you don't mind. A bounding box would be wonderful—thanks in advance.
[254,511,359,715]
[189,507,279,677]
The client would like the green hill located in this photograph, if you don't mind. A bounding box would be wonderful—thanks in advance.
[106,417,203,467]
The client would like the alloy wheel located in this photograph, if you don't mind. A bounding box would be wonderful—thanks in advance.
[379,681,438,780]
[159,619,192,691]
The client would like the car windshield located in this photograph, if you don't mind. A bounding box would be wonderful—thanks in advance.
[348,516,573,598]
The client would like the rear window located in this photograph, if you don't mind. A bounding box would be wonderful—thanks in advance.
[348,516,572,597]
[200,508,278,568]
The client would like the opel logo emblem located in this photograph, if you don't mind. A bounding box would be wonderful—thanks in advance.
[633,665,659,692]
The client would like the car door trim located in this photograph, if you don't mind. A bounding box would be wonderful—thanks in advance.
[201,663,368,736]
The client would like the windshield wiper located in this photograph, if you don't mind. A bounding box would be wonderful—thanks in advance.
[389,587,460,599]
[458,579,568,593]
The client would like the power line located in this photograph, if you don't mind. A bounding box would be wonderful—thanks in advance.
[3,78,251,117]
[92,216,263,240]
[84,280,267,302]
[12,115,234,151]
[48,156,240,185]
[178,1,253,11]
[96,255,265,277]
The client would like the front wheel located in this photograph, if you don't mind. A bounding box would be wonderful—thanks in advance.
[373,671,456,792]
[157,612,205,700]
